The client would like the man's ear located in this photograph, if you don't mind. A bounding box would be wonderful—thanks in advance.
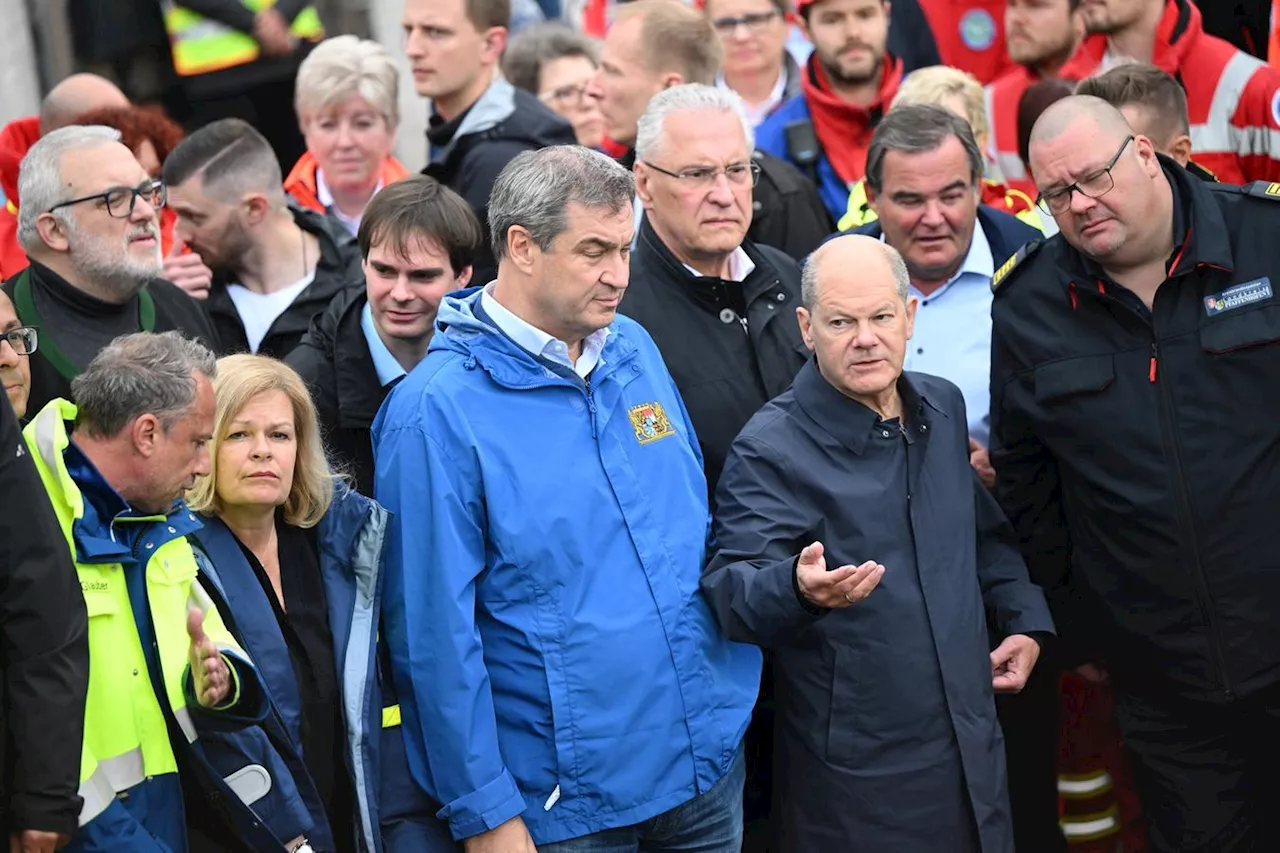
[456,264,474,287]
[1168,134,1194,168]
[634,163,656,208]
[131,414,162,459]
[505,225,540,274]
[661,72,685,90]
[865,184,880,218]
[243,192,273,225]
[481,26,508,65]
[35,212,73,254]
[797,305,815,351]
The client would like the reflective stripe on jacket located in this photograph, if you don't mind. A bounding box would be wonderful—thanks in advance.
[162,0,323,77]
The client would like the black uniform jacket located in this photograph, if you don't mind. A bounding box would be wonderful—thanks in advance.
[0,395,88,839]
[703,364,1053,853]
[619,217,808,496]
[2,263,219,418]
[206,206,363,360]
[285,288,390,495]
[991,157,1280,701]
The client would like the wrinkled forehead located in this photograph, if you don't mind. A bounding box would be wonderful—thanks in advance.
[57,142,149,197]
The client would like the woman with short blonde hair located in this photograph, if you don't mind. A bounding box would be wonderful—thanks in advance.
[188,354,444,851]
[286,36,409,234]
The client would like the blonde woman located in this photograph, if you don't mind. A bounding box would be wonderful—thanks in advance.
[187,354,452,852]
[286,36,409,233]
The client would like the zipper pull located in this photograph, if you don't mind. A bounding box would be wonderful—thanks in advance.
[1149,343,1158,383]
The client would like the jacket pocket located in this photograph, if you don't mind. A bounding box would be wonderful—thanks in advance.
[824,645,862,766]
[1033,355,1115,405]
[1200,304,1280,353]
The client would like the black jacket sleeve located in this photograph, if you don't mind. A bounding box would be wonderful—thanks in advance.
[990,323,1089,663]
[273,0,309,23]
[168,0,258,33]
[283,337,339,453]
[702,435,826,648]
[973,468,1056,640]
[0,401,89,836]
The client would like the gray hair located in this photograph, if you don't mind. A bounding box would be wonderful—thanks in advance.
[17,125,123,251]
[635,84,754,162]
[865,103,984,194]
[295,35,400,126]
[488,146,635,262]
[72,331,217,440]
[502,22,600,95]
[801,239,910,308]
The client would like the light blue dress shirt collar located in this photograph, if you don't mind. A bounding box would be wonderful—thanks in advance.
[480,284,610,379]
[361,302,408,387]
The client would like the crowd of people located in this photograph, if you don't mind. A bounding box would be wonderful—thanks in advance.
[3,0,1280,852]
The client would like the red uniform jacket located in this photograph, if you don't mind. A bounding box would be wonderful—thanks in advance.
[918,0,1015,85]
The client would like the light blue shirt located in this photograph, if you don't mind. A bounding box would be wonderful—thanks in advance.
[480,284,609,380]
[361,302,408,387]
[901,221,995,446]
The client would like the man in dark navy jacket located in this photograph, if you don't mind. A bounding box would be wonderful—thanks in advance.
[703,234,1053,852]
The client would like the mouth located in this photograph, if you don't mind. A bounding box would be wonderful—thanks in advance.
[247,472,279,480]
[1080,218,1111,236]
[129,234,158,246]
[386,310,422,323]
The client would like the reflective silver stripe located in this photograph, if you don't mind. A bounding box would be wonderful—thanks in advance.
[78,748,146,826]
[1060,813,1120,839]
[31,406,63,472]
[1057,771,1112,797]
[173,705,199,743]
[1189,51,1269,154]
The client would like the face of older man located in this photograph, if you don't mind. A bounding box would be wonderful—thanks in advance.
[1030,121,1162,267]
[637,109,754,271]
[588,15,668,148]
[525,201,633,345]
[867,134,980,289]
[0,291,32,419]
[49,142,164,296]
[799,239,917,408]
[135,371,215,514]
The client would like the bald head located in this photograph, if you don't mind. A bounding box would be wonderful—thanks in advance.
[802,235,909,309]
[1029,95,1133,153]
[40,74,129,135]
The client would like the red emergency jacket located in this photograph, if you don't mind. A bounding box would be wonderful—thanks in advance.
[1060,0,1280,184]
[918,0,1015,85]
[984,65,1039,198]
[284,151,411,215]
[0,116,39,280]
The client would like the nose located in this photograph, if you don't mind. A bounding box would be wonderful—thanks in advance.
[585,71,605,102]
[390,274,414,302]
[251,433,272,459]
[1068,187,1098,215]
[920,198,946,227]
[0,337,19,368]
[193,445,211,478]
[600,250,630,290]
[132,194,157,223]
[852,323,879,350]
[336,122,356,147]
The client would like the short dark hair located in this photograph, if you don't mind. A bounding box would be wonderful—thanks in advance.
[617,0,721,86]
[356,176,483,274]
[502,22,599,95]
[465,0,510,30]
[800,0,886,24]
[161,118,283,201]
[1016,78,1076,168]
[1074,63,1190,143]
[865,103,983,193]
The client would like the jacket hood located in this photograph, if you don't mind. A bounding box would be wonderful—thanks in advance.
[0,116,40,206]
[1061,0,1200,78]
[429,76,576,164]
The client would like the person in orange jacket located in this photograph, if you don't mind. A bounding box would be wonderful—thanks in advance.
[284,36,410,235]
[985,0,1086,196]
[1061,0,1280,184]
[0,74,129,281]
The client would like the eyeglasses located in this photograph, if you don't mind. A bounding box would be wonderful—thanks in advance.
[539,81,593,108]
[1035,136,1132,216]
[641,160,761,189]
[46,180,167,219]
[0,326,37,356]
[711,10,782,34]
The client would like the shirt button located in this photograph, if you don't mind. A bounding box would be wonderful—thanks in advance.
[775,293,786,302]
[921,424,928,432]
[167,526,176,534]
[881,430,891,437]
[719,308,737,324]
[917,347,924,354]
[132,669,139,676]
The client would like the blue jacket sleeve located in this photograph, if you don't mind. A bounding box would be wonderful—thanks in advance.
[702,435,826,648]
[376,420,526,842]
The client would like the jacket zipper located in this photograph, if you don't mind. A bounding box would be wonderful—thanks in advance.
[1150,330,1235,699]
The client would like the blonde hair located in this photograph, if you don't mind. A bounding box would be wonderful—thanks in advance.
[892,66,988,141]
[295,35,400,127]
[187,354,335,528]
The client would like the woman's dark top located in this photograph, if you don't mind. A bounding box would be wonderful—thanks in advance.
[235,516,357,852]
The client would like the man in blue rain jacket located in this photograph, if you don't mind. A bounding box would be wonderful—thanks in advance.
[373,146,761,851]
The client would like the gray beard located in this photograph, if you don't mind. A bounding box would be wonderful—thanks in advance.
[67,227,162,302]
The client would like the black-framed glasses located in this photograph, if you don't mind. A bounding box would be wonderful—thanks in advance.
[711,10,782,34]
[642,160,761,189]
[0,326,37,356]
[1036,136,1132,215]
[46,180,167,219]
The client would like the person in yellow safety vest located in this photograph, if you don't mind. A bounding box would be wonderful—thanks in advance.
[23,331,312,853]
[162,0,325,169]
[837,64,1048,234]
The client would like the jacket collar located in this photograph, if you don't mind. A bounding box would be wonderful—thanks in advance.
[1061,0,1199,78]
[635,216,781,306]
[791,358,944,456]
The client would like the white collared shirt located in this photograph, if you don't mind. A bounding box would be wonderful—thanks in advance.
[898,221,997,445]
[481,283,609,380]
[716,69,788,128]
[316,169,381,235]
[681,246,757,283]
